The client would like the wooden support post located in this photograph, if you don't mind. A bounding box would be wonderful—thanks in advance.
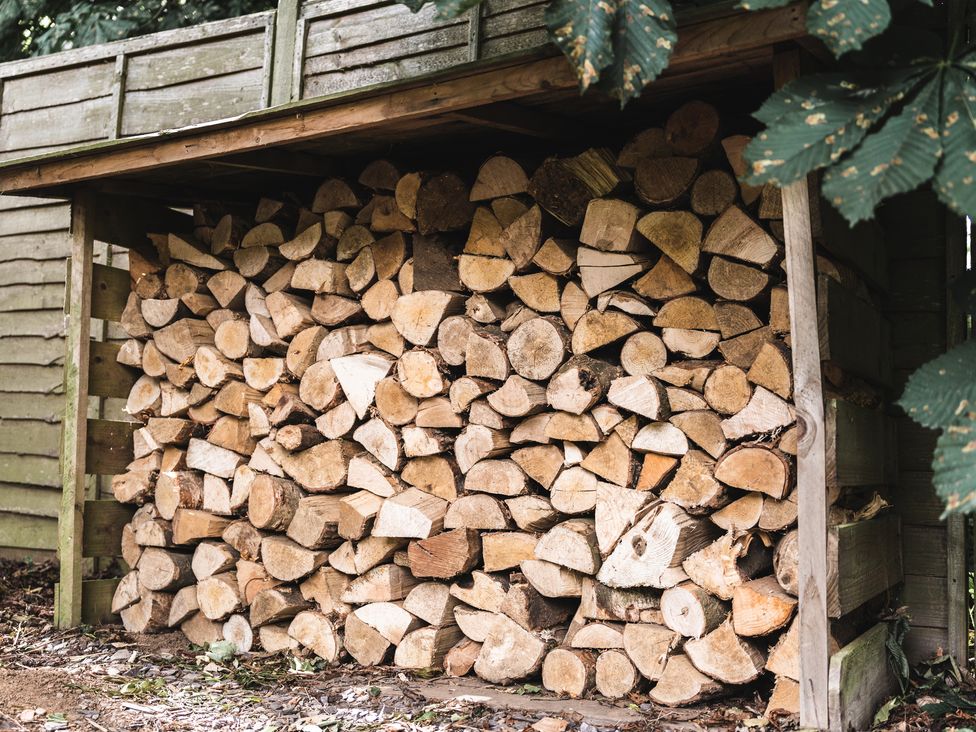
[57,188,95,629]
[945,207,969,666]
[774,50,829,730]
[270,0,300,105]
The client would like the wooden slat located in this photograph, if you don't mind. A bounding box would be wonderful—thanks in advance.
[903,625,949,664]
[1,62,114,115]
[0,393,63,421]
[89,340,138,398]
[818,204,888,292]
[84,418,137,476]
[827,514,903,618]
[56,188,94,629]
[0,283,64,312]
[828,623,896,732]
[825,399,886,488]
[82,499,134,557]
[901,525,948,577]
[818,275,888,385]
[0,482,60,517]
[120,67,265,137]
[0,453,60,488]
[0,258,66,286]
[90,263,130,322]
[901,574,949,627]
[0,5,807,194]
[124,33,266,92]
[0,310,64,339]
[304,46,470,98]
[0,420,60,458]
[0,232,71,262]
[54,577,120,625]
[0,510,57,550]
[891,472,944,527]
[0,204,70,236]
[0,97,112,151]
[0,364,62,392]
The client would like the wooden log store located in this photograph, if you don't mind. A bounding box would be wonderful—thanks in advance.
[0,2,965,730]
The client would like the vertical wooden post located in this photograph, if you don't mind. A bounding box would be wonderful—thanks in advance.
[774,49,829,729]
[108,54,128,139]
[945,208,969,665]
[56,188,95,629]
[271,0,301,106]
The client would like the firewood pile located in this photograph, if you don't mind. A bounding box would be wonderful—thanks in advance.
[110,100,802,713]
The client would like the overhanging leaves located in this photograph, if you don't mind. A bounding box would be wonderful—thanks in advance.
[899,340,976,430]
[807,0,892,57]
[596,0,676,107]
[545,0,617,91]
[744,68,925,187]
[933,410,976,516]
[821,69,942,223]
[935,66,976,217]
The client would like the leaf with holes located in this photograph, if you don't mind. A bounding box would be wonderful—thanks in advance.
[821,70,942,223]
[898,339,976,430]
[744,68,925,187]
[545,0,617,92]
[597,0,676,108]
[935,65,976,219]
[806,0,892,57]
[933,410,976,516]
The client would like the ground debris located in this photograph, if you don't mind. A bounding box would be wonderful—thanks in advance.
[0,561,795,731]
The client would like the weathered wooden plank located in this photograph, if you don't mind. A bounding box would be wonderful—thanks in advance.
[0,393,63,422]
[0,12,274,78]
[121,67,264,137]
[896,419,938,473]
[0,482,60,517]
[901,574,949,627]
[827,514,903,618]
[482,2,547,38]
[272,0,301,105]
[0,336,64,366]
[125,33,266,92]
[89,340,138,399]
[0,283,65,312]
[0,510,57,550]
[0,259,65,286]
[818,204,888,292]
[305,46,470,98]
[0,233,71,263]
[903,625,949,664]
[887,258,944,313]
[825,399,886,488]
[0,6,807,193]
[776,50,829,730]
[54,577,121,625]
[901,525,948,578]
[828,623,896,732]
[300,0,385,19]
[101,397,134,423]
[0,193,63,211]
[891,472,944,527]
[83,499,134,557]
[0,421,61,458]
[0,453,59,487]
[0,364,64,392]
[0,97,111,151]
[303,23,468,76]
[0,204,70,236]
[56,189,94,629]
[85,418,137,476]
[304,3,460,56]
[818,275,887,385]
[90,262,130,322]
[480,28,550,60]
[1,62,114,114]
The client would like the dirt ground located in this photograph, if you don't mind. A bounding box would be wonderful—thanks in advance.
[0,561,970,732]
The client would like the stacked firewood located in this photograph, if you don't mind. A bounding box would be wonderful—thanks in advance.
[110,100,802,712]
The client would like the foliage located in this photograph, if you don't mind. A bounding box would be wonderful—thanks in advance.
[900,277,976,517]
[745,19,976,224]
[0,0,275,61]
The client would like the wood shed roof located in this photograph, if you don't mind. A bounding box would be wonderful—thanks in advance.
[0,4,807,205]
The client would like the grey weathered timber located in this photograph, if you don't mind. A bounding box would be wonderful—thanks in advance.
[828,623,896,732]
[775,50,829,730]
[56,189,94,629]
[271,0,300,104]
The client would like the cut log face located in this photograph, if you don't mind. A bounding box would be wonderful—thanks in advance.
[731,576,797,636]
[542,648,596,697]
[714,446,791,499]
[685,620,766,684]
[623,622,680,681]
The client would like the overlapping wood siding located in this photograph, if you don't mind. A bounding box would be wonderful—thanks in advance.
[881,190,966,663]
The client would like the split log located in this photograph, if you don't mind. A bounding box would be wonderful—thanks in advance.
[685,620,765,684]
